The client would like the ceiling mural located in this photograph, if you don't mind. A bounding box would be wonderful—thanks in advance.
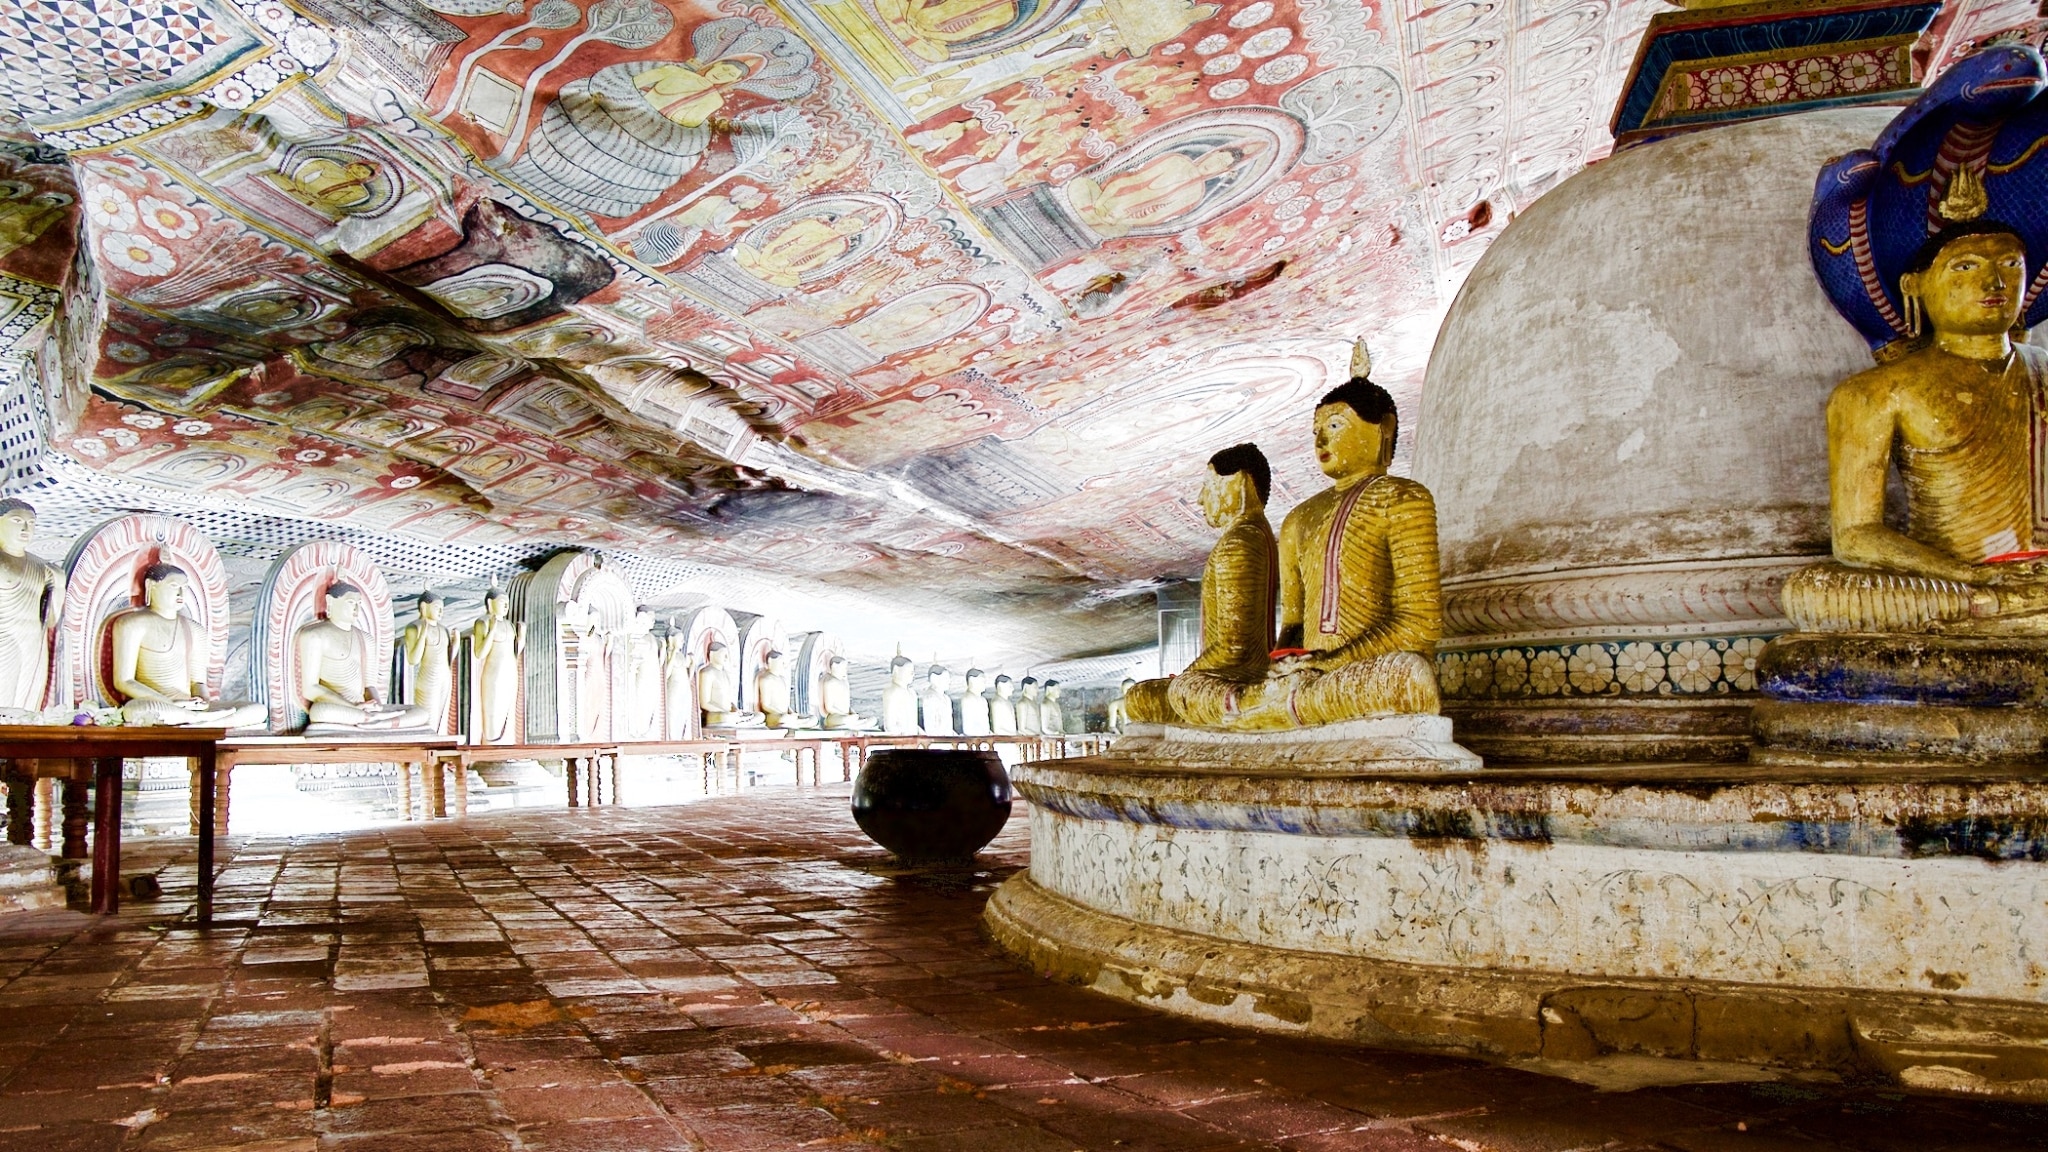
[0,0,2032,661]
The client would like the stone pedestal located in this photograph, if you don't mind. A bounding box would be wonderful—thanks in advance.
[989,754,2048,1100]
[1113,716,1480,773]
[1754,633,2048,763]
[0,844,64,914]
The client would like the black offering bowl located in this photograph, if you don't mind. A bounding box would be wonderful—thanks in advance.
[851,748,1012,864]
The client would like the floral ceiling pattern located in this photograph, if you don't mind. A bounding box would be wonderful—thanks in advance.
[0,0,2034,659]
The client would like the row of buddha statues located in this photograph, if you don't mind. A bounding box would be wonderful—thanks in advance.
[872,660,1077,737]
[0,509,886,743]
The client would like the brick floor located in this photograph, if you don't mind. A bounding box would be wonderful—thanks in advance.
[0,788,2042,1151]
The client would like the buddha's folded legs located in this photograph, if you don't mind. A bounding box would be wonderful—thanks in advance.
[1228,651,1440,730]
[1123,677,1175,724]
[123,699,267,729]
[1783,562,1990,632]
[308,701,431,729]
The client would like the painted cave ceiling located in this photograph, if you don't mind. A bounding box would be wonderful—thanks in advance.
[0,0,2037,660]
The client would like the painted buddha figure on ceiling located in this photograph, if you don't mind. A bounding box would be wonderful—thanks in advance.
[1068,140,1268,241]
[1785,168,2048,635]
[298,583,432,732]
[1125,443,1276,727]
[110,563,267,730]
[1228,346,1442,730]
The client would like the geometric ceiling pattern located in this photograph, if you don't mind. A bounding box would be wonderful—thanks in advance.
[1,0,2037,663]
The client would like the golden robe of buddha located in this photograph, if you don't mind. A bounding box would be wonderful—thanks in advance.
[1227,366,1442,730]
[1125,443,1276,727]
[1786,171,2048,635]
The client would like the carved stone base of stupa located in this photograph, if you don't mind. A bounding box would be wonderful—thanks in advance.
[1755,632,2048,762]
[991,755,2048,1101]
[1111,716,1482,774]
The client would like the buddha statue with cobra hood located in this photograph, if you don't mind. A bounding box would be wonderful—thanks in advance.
[1765,53,2048,760]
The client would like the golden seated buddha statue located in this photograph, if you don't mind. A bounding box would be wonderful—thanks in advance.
[1125,442,1277,727]
[1129,344,1446,734]
[1785,170,2048,635]
[1761,169,2048,758]
[1228,359,1441,731]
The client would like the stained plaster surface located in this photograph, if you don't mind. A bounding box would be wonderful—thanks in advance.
[1016,758,2048,1003]
[1417,109,1892,579]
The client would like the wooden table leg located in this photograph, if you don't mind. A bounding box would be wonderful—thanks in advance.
[61,777,88,860]
[3,762,31,845]
[398,760,413,821]
[91,757,121,915]
[213,761,231,840]
[35,777,53,850]
[565,758,580,807]
[428,761,447,819]
[609,754,621,806]
[196,748,214,925]
[453,757,469,817]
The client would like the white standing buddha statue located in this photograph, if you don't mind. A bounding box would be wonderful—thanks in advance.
[472,588,521,744]
[662,624,694,738]
[400,590,455,734]
[0,498,61,721]
[880,654,920,734]
[958,667,992,736]
[989,674,1018,735]
[297,582,431,732]
[919,664,955,736]
[109,562,267,729]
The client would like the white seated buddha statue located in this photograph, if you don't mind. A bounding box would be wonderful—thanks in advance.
[698,642,764,727]
[297,583,432,732]
[1040,680,1065,736]
[109,562,267,730]
[958,668,992,736]
[820,656,872,730]
[989,674,1018,735]
[756,649,816,730]
[879,655,919,734]
[919,664,955,736]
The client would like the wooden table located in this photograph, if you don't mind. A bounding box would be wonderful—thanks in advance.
[607,739,741,794]
[442,742,623,808]
[0,724,228,921]
[215,737,461,834]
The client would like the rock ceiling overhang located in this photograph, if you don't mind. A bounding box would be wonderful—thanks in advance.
[0,0,2035,660]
